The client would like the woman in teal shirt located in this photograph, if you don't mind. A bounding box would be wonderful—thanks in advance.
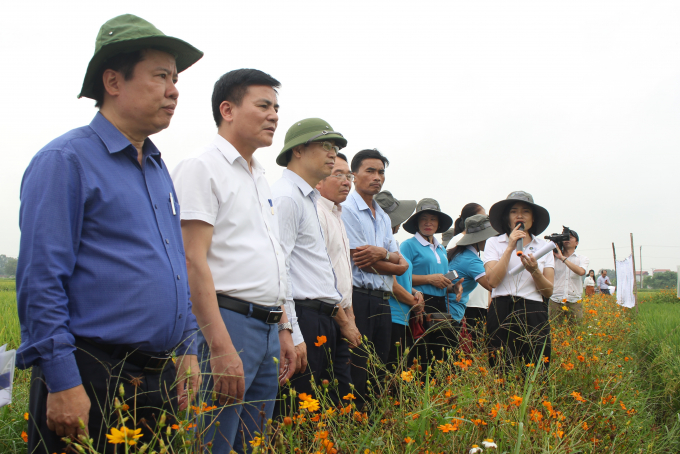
[400,198,456,362]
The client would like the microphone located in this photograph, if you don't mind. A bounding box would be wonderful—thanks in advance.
[516,222,525,256]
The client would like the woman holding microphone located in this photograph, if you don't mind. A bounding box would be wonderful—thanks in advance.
[400,198,460,362]
[484,191,554,368]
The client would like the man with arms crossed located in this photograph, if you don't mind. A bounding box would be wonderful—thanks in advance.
[272,118,350,404]
[341,149,409,402]
[549,229,589,325]
[17,15,202,453]
[172,69,296,453]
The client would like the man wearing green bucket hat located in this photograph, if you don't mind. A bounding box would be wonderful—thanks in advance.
[271,118,352,406]
[17,14,202,453]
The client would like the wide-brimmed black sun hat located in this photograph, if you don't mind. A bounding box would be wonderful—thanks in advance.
[374,191,417,228]
[402,198,453,234]
[488,191,550,235]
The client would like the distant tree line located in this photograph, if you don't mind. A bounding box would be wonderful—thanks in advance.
[643,271,678,290]
[0,255,18,277]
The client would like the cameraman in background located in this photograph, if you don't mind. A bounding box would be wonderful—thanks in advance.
[548,228,589,325]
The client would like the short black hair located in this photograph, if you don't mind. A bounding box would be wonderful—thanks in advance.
[350,149,390,173]
[212,69,281,127]
[93,50,146,108]
[336,152,348,163]
[500,202,537,236]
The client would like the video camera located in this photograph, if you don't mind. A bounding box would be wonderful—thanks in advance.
[544,226,571,251]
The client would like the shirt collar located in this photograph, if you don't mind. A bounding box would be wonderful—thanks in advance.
[318,195,338,212]
[349,190,377,213]
[466,245,478,254]
[498,233,536,244]
[89,112,162,165]
[213,134,264,174]
[415,231,442,249]
[283,169,314,197]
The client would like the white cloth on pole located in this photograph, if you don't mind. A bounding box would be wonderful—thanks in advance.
[615,255,635,308]
[0,344,16,407]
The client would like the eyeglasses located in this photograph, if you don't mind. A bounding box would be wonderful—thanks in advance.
[330,173,355,182]
[312,141,340,154]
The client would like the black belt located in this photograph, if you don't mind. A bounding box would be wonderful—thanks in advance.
[353,286,391,300]
[294,299,339,317]
[216,294,283,324]
[76,338,173,375]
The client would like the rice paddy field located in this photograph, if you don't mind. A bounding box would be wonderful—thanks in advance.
[1,280,679,453]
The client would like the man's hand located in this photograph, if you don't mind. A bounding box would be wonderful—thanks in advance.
[209,348,244,405]
[46,384,91,438]
[553,246,565,261]
[428,274,452,289]
[278,330,296,385]
[339,319,362,348]
[175,354,201,411]
[353,245,388,269]
[294,342,308,374]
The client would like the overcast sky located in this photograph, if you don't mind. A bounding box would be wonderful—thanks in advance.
[1,1,679,274]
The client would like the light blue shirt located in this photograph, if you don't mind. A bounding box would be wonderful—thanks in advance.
[341,191,398,291]
[400,233,448,297]
[389,255,413,326]
[271,169,342,345]
[447,246,486,321]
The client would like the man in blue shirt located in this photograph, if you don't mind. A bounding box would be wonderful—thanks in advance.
[16,15,203,453]
[341,149,408,401]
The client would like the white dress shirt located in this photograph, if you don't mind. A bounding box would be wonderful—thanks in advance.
[271,169,342,345]
[483,234,555,301]
[550,252,589,303]
[171,134,286,306]
[317,196,353,309]
[597,275,612,289]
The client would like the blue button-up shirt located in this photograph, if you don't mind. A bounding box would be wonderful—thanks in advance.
[16,113,198,393]
[341,191,399,291]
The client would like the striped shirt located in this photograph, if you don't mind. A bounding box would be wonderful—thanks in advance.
[271,169,342,345]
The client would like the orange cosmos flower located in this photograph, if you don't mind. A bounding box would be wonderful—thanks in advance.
[315,336,327,346]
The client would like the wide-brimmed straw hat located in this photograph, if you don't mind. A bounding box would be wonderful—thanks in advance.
[456,214,499,247]
[277,118,347,166]
[488,191,550,235]
[374,191,416,228]
[402,198,453,234]
[79,14,203,100]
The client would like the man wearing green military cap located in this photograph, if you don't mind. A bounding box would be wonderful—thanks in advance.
[17,14,202,453]
[272,118,355,406]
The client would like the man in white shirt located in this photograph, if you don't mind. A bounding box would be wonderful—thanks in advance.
[271,118,351,406]
[172,69,296,453]
[549,229,589,325]
[597,270,613,295]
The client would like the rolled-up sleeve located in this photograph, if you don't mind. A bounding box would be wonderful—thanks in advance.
[273,195,304,346]
[16,150,87,392]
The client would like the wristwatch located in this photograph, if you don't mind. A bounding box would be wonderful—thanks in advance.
[278,322,293,333]
[384,250,390,261]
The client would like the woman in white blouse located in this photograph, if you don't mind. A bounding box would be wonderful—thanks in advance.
[584,270,596,296]
[484,191,554,369]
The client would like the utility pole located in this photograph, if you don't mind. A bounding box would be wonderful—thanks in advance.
[631,233,637,309]
[639,245,642,289]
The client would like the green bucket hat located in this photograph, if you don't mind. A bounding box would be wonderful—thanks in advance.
[374,191,416,228]
[488,191,550,235]
[441,227,456,248]
[78,14,204,100]
[456,214,499,247]
[402,198,453,235]
[277,118,347,166]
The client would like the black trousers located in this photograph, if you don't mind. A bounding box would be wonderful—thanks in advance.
[600,288,611,295]
[27,339,177,454]
[422,294,457,362]
[284,304,352,406]
[350,290,392,402]
[464,306,488,346]
[487,296,551,369]
[387,323,416,369]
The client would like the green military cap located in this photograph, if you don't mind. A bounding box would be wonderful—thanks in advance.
[78,14,204,100]
[276,118,347,167]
